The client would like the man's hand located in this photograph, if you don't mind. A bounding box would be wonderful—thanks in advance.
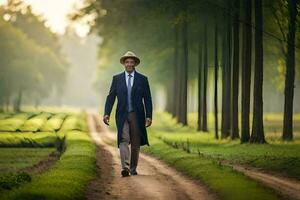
[103,115,110,126]
[145,118,152,127]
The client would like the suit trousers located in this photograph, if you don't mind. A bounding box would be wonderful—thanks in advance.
[119,111,141,173]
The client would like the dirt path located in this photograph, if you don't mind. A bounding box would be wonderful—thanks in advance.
[85,109,218,200]
[221,161,300,200]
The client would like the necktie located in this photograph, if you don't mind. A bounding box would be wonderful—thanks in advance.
[127,74,133,112]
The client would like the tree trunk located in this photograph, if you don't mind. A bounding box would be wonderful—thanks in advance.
[231,0,240,139]
[221,16,228,138]
[241,0,252,143]
[202,20,208,132]
[14,87,23,112]
[226,9,232,137]
[282,0,297,140]
[221,10,232,138]
[214,16,219,139]
[178,8,188,126]
[172,25,179,118]
[175,24,181,121]
[197,24,203,131]
[250,0,266,143]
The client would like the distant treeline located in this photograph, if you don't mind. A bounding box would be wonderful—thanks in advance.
[0,0,69,112]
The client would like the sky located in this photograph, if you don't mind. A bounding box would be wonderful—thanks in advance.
[0,0,89,37]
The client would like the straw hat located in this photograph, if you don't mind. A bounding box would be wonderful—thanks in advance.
[120,51,140,66]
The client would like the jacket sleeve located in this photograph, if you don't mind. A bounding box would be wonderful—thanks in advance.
[104,76,117,116]
[143,77,153,119]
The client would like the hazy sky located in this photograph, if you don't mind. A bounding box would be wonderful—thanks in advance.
[0,0,89,37]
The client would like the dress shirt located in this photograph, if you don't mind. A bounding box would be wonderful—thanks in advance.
[125,70,135,87]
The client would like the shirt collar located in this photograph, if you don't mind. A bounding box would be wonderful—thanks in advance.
[125,70,135,77]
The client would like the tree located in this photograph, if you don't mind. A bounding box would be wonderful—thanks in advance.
[197,21,203,131]
[214,14,219,139]
[202,19,208,132]
[231,0,240,140]
[221,5,232,138]
[0,1,68,111]
[250,0,266,143]
[241,0,252,143]
[282,0,298,140]
[178,1,189,126]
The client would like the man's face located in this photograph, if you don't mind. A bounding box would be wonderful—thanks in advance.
[124,58,136,73]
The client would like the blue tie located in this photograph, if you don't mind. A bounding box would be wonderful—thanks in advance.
[127,74,133,112]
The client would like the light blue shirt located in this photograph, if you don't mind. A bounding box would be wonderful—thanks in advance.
[125,70,135,87]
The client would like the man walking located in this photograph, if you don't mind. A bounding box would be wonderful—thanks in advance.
[103,51,153,177]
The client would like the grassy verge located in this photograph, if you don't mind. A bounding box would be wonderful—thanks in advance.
[141,136,279,200]
[1,130,96,200]
[151,112,300,180]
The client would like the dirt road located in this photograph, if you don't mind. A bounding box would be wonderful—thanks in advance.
[85,109,218,200]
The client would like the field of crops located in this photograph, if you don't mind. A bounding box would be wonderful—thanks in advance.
[0,108,95,199]
[0,110,87,133]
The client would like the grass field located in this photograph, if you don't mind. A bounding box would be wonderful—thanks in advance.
[0,148,56,174]
[144,112,300,180]
[0,108,96,199]
[1,108,298,199]
[1,131,96,200]
[142,136,279,200]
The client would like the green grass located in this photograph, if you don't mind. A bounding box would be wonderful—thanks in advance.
[0,113,37,132]
[187,112,300,139]
[19,113,52,132]
[40,113,67,132]
[158,133,300,179]
[60,113,88,132]
[142,136,279,200]
[0,172,32,191]
[1,130,96,200]
[0,132,64,148]
[0,109,95,199]
[150,112,300,180]
[0,148,56,174]
[0,108,84,133]
[0,113,13,120]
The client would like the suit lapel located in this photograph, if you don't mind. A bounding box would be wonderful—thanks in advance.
[132,71,138,96]
[121,71,127,94]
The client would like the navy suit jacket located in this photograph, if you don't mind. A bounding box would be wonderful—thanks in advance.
[104,70,152,148]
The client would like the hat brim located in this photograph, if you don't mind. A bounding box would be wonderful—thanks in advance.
[120,56,140,66]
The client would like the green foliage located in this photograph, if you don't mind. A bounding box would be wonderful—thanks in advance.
[18,113,52,132]
[0,172,31,190]
[0,2,69,110]
[40,113,67,132]
[60,113,88,132]
[0,148,56,174]
[0,109,94,199]
[0,113,36,131]
[0,111,86,133]
[0,132,63,147]
[1,131,96,200]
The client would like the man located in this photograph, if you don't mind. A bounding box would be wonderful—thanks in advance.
[103,51,153,177]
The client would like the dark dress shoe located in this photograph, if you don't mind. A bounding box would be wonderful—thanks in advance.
[130,171,138,175]
[121,168,130,177]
